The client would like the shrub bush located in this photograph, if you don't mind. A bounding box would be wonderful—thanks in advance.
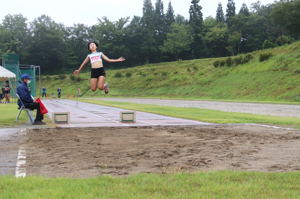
[161,72,168,76]
[219,60,226,67]
[213,61,220,68]
[242,54,254,64]
[262,40,276,49]
[233,56,243,65]
[125,72,132,77]
[259,53,273,62]
[58,74,66,80]
[70,74,75,81]
[76,76,82,82]
[276,35,294,46]
[45,75,51,80]
[114,72,122,78]
[214,54,254,68]
[226,57,233,66]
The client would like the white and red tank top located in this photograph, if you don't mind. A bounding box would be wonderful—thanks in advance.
[87,52,103,68]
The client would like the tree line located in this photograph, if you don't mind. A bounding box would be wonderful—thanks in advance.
[0,0,299,74]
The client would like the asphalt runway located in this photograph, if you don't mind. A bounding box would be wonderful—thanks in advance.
[91,98,300,118]
[43,99,211,128]
[0,128,21,176]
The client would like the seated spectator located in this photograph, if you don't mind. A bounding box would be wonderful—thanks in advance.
[17,74,46,125]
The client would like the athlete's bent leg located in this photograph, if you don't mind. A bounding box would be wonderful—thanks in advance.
[97,76,105,90]
[90,78,98,92]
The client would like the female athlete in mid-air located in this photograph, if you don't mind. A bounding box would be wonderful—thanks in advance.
[73,41,125,94]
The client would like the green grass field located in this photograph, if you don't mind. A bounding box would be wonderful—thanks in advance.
[81,99,300,128]
[0,171,299,199]
[42,41,300,102]
[0,103,27,127]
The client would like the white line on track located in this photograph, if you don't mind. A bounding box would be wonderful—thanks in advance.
[15,129,27,178]
[15,147,26,178]
[248,124,295,131]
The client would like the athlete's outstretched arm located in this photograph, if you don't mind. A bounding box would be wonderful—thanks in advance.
[73,57,89,75]
[102,54,125,63]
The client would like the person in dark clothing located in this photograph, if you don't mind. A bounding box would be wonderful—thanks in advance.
[42,87,47,97]
[4,80,11,103]
[57,88,61,98]
[17,74,45,125]
[0,87,3,103]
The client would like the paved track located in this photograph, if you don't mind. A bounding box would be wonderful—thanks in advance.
[43,99,211,127]
[0,128,20,176]
[92,98,300,118]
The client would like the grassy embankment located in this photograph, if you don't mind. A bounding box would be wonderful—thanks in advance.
[43,41,300,102]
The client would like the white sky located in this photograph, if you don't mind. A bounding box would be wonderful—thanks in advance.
[0,0,276,26]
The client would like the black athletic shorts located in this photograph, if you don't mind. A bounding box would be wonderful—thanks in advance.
[91,67,106,78]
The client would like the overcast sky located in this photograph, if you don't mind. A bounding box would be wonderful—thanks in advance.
[0,0,276,26]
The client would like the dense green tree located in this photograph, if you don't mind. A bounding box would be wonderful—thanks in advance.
[216,3,225,23]
[239,3,250,16]
[142,0,155,28]
[154,0,165,34]
[91,17,129,61]
[124,16,146,66]
[160,24,192,59]
[1,14,29,60]
[26,15,68,73]
[153,0,166,60]
[271,0,300,36]
[164,2,176,60]
[189,0,203,30]
[66,24,91,65]
[0,28,15,56]
[250,1,264,15]
[175,14,188,25]
[189,0,204,58]
[165,1,175,26]
[231,3,283,53]
[203,17,229,57]
[226,31,241,55]
[226,0,236,26]
[141,0,156,63]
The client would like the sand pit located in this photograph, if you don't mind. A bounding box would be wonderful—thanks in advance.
[23,125,300,178]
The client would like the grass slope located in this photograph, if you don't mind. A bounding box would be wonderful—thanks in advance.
[42,41,300,102]
[1,171,300,199]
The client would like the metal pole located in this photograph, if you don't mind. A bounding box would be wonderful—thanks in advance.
[38,66,41,97]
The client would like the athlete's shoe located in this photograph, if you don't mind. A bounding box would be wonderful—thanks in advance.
[33,121,46,125]
[104,83,109,94]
